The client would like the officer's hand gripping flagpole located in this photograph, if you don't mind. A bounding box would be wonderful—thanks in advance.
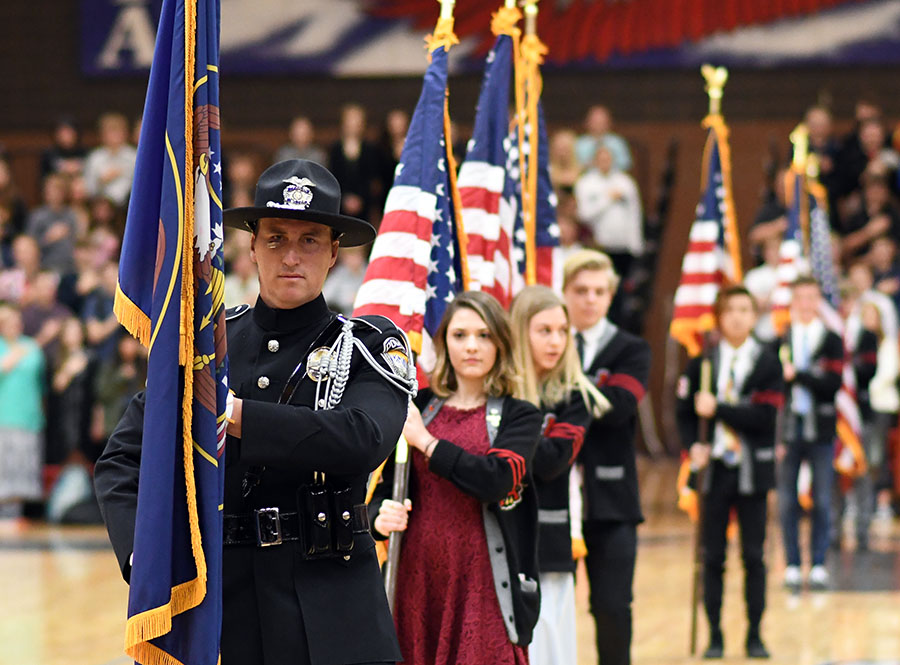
[689,336,713,655]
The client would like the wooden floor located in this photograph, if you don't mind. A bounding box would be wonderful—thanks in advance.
[3,459,900,665]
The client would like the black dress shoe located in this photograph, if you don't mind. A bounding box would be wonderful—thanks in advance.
[746,635,770,659]
[703,633,724,659]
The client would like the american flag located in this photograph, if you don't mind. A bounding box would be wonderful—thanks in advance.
[771,168,810,334]
[457,33,517,306]
[807,181,866,480]
[457,33,558,308]
[353,43,463,361]
[669,116,742,356]
[513,103,559,290]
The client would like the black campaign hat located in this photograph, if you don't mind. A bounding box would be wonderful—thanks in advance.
[223,159,376,247]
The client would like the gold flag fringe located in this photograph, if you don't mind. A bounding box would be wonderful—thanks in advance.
[114,282,152,346]
[123,0,210,662]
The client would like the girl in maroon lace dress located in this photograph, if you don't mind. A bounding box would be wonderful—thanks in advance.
[372,291,543,665]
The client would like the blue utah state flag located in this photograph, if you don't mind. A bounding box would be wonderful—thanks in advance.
[113,0,229,663]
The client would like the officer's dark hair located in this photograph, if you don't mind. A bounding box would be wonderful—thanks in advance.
[714,284,758,319]
[430,291,517,399]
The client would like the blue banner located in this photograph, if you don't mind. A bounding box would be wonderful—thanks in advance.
[114,0,228,662]
[82,0,900,76]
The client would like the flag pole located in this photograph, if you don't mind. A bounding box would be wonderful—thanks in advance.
[382,0,458,614]
[688,65,729,656]
[520,0,543,285]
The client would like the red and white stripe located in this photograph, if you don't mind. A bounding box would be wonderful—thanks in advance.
[671,219,735,320]
[353,184,434,351]
[770,237,808,330]
[458,160,516,307]
[820,301,865,477]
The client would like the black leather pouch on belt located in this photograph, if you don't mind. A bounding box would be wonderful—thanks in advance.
[299,485,333,559]
[331,486,355,554]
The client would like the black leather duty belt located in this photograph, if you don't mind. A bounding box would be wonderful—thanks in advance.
[223,504,370,548]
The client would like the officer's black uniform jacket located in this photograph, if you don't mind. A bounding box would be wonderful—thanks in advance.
[370,389,543,647]
[676,340,785,495]
[578,325,651,524]
[533,390,589,573]
[94,294,408,665]
[851,327,879,419]
[779,325,844,444]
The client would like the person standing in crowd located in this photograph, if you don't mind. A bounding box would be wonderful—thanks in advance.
[21,271,70,367]
[0,235,41,304]
[328,104,383,224]
[274,115,327,166]
[372,290,542,665]
[0,156,28,234]
[25,173,81,274]
[856,300,899,544]
[838,173,900,262]
[95,159,416,665]
[834,284,878,551]
[223,243,259,307]
[322,244,368,315]
[91,334,147,450]
[562,249,650,665]
[40,117,86,179]
[575,105,632,172]
[48,318,95,465]
[548,129,582,194]
[779,276,843,591]
[743,236,781,343]
[676,285,784,659]
[377,109,409,206]
[574,145,643,282]
[83,112,137,208]
[0,305,45,525]
[82,261,122,363]
[510,285,608,665]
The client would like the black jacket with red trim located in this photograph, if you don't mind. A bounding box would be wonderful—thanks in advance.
[780,326,843,443]
[852,328,879,419]
[533,390,590,573]
[676,340,784,494]
[579,325,651,523]
[370,389,543,646]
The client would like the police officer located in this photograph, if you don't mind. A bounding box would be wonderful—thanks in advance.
[94,160,416,665]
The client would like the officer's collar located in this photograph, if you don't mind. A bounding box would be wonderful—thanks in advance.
[252,293,330,332]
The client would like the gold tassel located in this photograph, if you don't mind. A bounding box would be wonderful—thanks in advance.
[114,283,152,347]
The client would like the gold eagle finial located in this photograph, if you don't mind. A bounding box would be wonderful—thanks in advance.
[701,64,729,116]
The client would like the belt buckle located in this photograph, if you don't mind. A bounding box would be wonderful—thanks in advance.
[254,507,283,547]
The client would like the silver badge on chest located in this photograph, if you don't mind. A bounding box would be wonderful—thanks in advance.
[306,346,331,382]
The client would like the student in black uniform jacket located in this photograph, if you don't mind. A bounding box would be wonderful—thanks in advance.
[94,161,417,665]
[676,286,784,659]
[778,276,843,592]
[562,250,651,665]
[372,291,542,665]
[510,285,610,665]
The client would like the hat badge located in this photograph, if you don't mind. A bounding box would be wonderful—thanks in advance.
[267,176,316,211]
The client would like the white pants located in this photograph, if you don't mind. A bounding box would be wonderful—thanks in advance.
[529,571,577,665]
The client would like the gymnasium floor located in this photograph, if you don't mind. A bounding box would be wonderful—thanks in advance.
[2,459,899,665]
